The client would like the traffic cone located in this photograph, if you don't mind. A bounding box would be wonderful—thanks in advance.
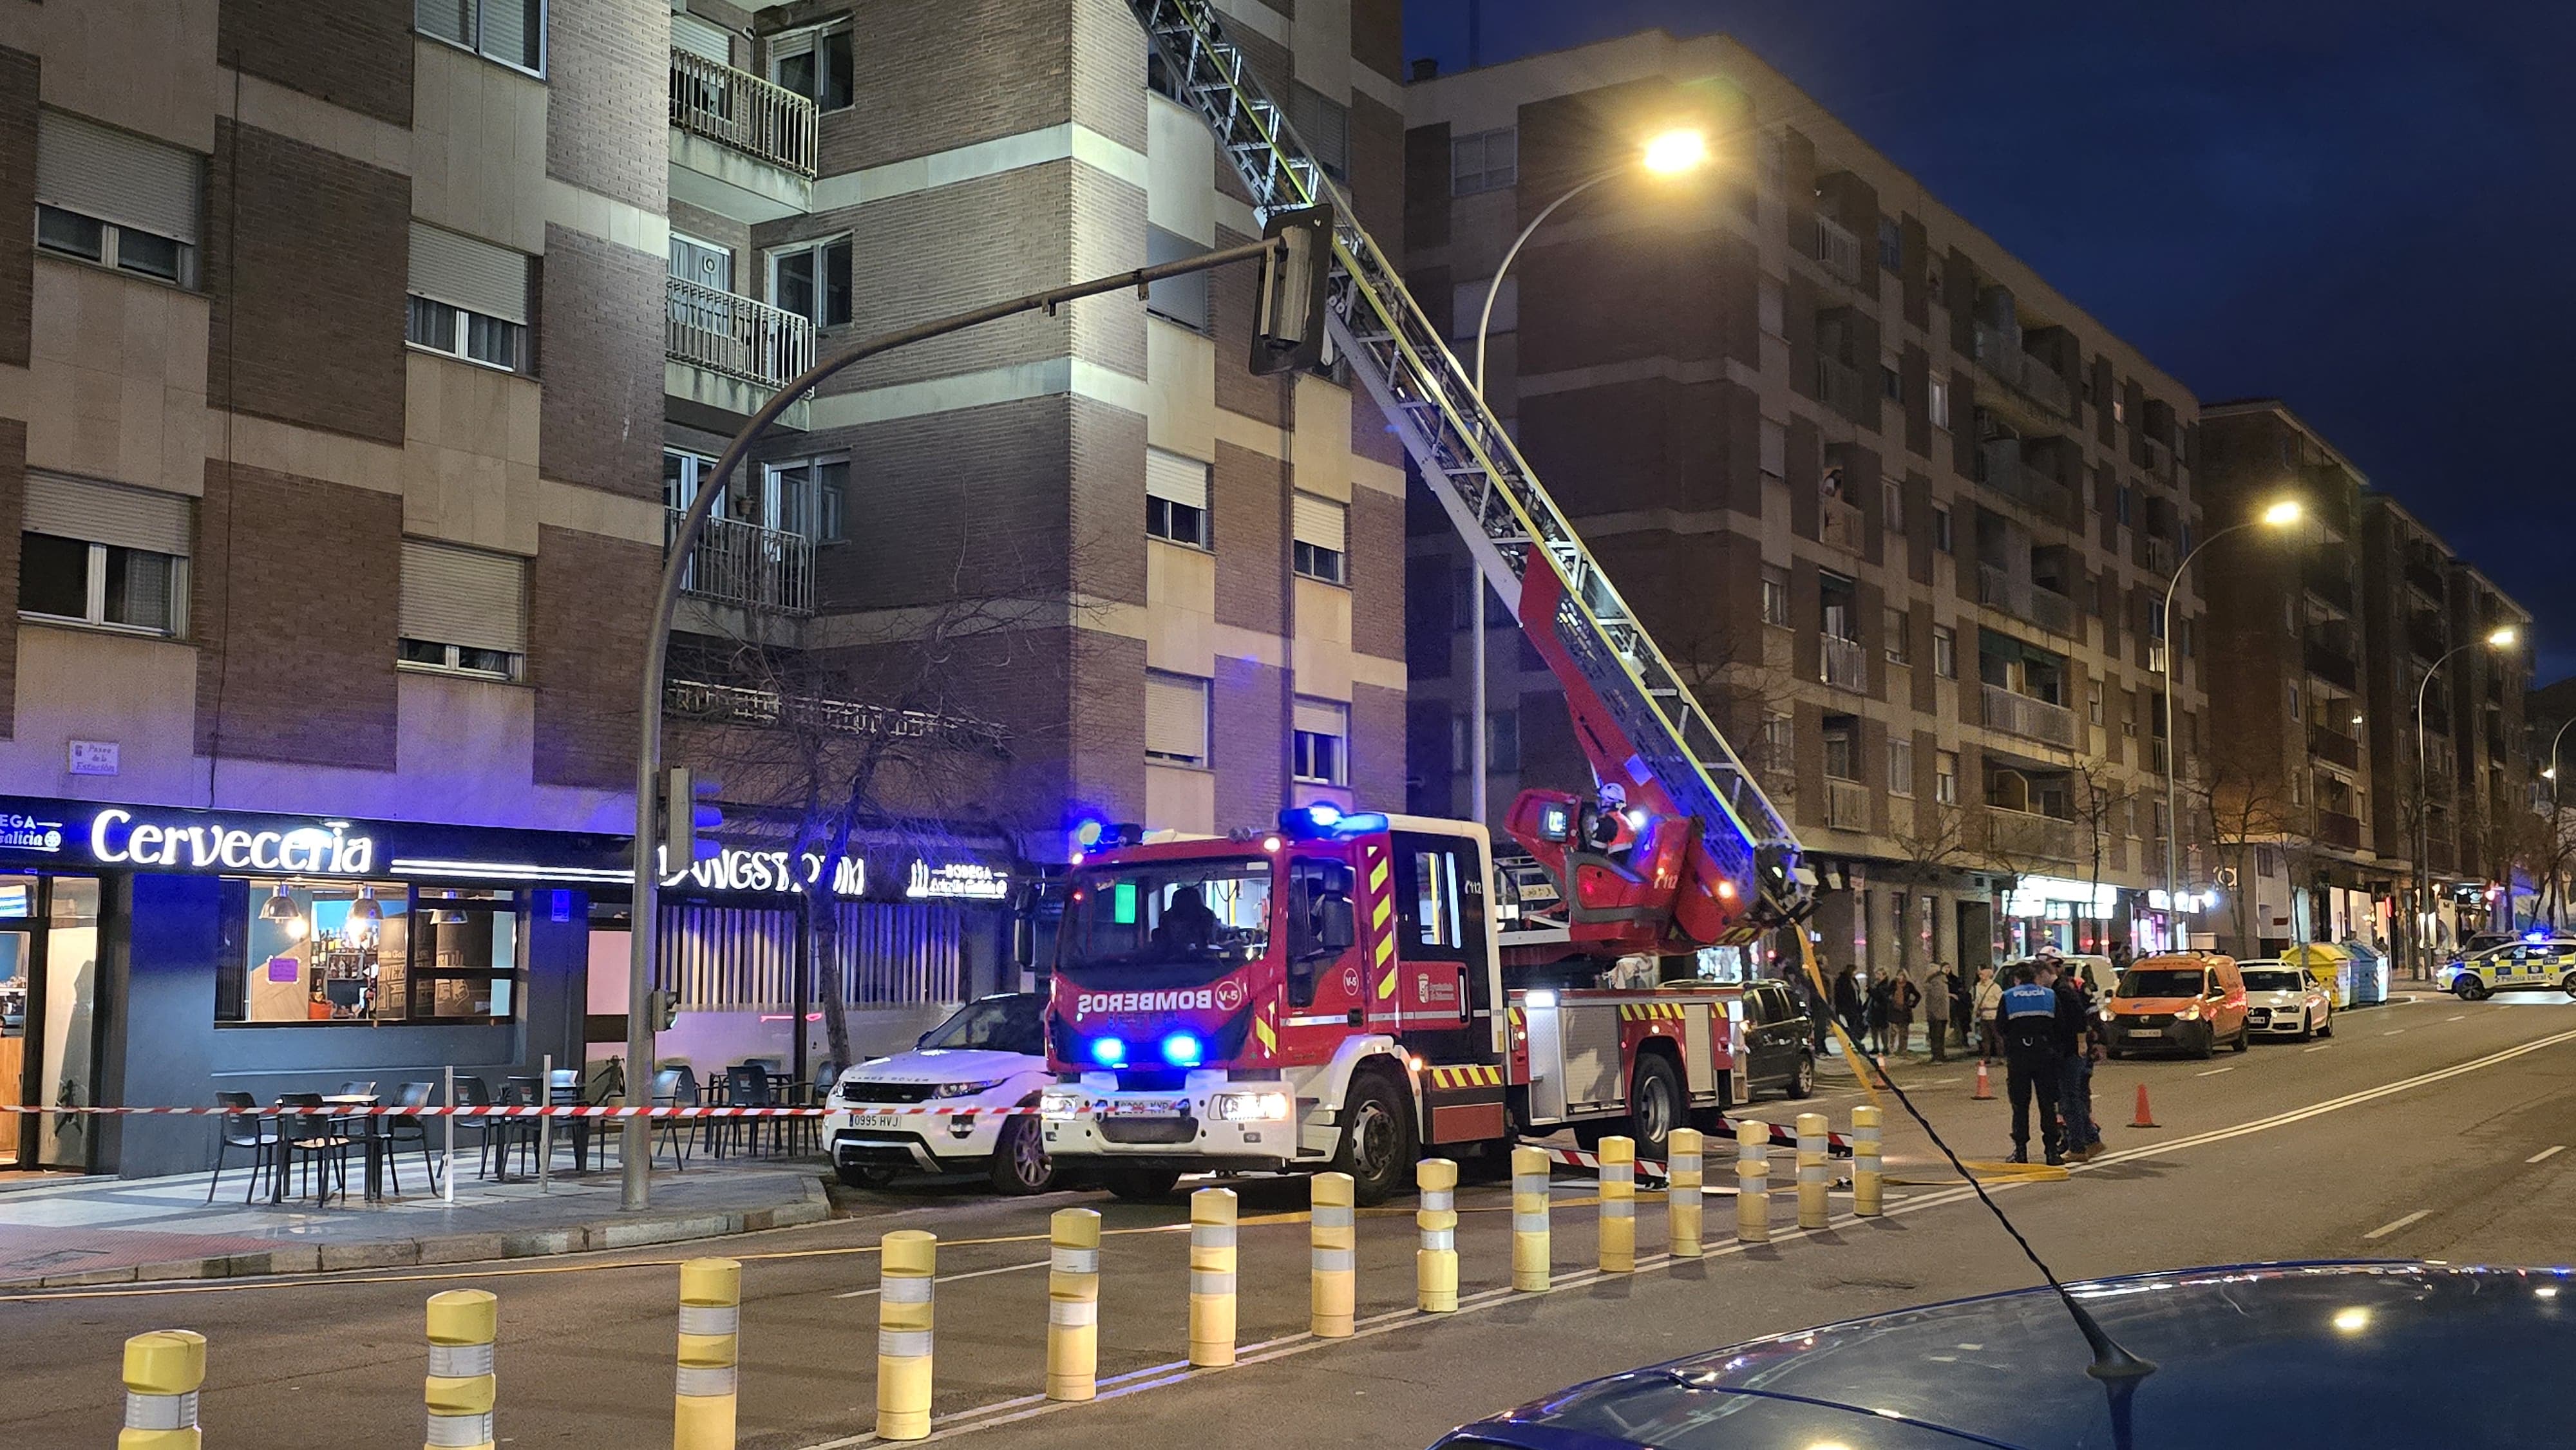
[1971,1060,1994,1100]
[2131,1081,2159,1129]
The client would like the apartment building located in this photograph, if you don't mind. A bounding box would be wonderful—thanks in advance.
[0,0,1404,1177]
[1402,32,2208,978]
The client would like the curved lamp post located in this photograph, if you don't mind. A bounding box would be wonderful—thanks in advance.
[2412,625,2517,974]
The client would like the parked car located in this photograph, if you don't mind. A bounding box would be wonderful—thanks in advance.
[2441,936,2576,1000]
[826,992,1057,1194]
[1426,1262,2575,1449]
[2239,960,2334,1040]
[1736,978,1817,1100]
[2101,952,2248,1059]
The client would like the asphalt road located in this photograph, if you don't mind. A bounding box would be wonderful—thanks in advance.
[7,988,2573,1449]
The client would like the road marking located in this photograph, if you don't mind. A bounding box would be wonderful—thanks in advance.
[833,1258,1052,1299]
[2449,1014,2468,1022]
[2194,1067,2235,1077]
[2363,1210,2430,1241]
[2383,1028,2406,1036]
[2530,1145,2566,1164]
[2302,1044,2332,1053]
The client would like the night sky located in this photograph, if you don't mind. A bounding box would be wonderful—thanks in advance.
[1405,1,2576,682]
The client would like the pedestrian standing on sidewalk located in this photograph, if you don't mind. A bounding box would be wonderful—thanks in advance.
[1999,962,2065,1165]
[1833,965,1865,1053]
[2053,957,2105,1160]
[1923,964,1953,1062]
[1948,968,1973,1051]
[1888,970,1921,1055]
[1972,965,2005,1061]
[1865,973,1893,1056]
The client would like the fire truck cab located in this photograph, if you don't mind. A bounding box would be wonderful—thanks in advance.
[1039,805,1766,1203]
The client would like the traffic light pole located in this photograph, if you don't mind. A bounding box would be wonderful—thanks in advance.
[624,231,1303,1209]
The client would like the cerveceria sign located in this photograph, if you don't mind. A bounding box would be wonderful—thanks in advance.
[0,794,629,882]
[91,809,375,874]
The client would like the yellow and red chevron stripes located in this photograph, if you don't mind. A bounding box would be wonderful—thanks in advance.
[1423,1064,1504,1089]
[1618,1002,1690,1021]
[1251,998,1278,1055]
[1366,843,1399,1000]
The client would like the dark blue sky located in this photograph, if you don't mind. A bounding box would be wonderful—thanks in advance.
[1405,1,2576,681]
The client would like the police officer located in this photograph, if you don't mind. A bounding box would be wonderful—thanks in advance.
[1998,962,2065,1165]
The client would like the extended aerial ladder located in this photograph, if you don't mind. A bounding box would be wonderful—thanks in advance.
[1127,1,1815,945]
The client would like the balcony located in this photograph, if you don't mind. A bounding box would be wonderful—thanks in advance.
[1814,354,1868,420]
[2135,435,2177,483]
[1970,324,2074,420]
[1812,215,1863,286]
[1983,805,2083,863]
[2408,615,2446,661]
[1821,496,1864,553]
[1820,635,1870,692]
[2143,535,2176,576]
[668,677,1009,751]
[2028,585,2076,636]
[2318,810,2362,851]
[1982,684,2078,748]
[2302,639,2357,692]
[666,279,815,424]
[669,48,816,221]
[2404,556,2446,601]
[2308,725,2361,771]
[1825,777,1872,831]
[2303,560,2354,614]
[1974,440,2075,525]
[671,507,815,616]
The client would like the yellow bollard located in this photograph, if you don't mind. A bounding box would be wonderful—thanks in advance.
[425,1289,498,1450]
[1416,1158,1458,1312]
[1797,1113,1830,1230]
[118,1330,205,1450]
[875,1230,936,1441]
[1510,1144,1551,1292]
[1666,1128,1703,1258]
[673,1258,740,1450]
[1188,1187,1237,1367]
[1309,1171,1356,1338]
[1852,1105,1884,1217]
[1734,1119,1771,1243]
[1045,1208,1101,1402]
[1597,1135,1635,1273]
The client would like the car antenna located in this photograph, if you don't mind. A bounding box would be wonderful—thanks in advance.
[1863,1042,2155,1448]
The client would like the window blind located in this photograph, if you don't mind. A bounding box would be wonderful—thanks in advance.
[768,26,819,61]
[1291,493,1344,550]
[671,12,731,64]
[408,222,529,325]
[1145,449,1209,511]
[1293,697,1347,738]
[24,472,192,556]
[1144,672,1209,763]
[37,110,202,245]
[401,540,526,654]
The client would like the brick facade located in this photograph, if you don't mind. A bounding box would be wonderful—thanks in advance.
[1348,487,1403,661]
[217,0,414,128]
[0,48,35,372]
[1213,657,1288,831]
[1211,441,1287,634]
[545,0,667,214]
[0,420,21,737]
[536,223,665,501]
[528,525,657,790]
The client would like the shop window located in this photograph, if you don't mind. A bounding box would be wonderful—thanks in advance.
[219,881,520,1025]
[19,472,191,637]
[769,21,852,110]
[37,111,204,288]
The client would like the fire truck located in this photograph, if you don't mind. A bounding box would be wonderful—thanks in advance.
[1039,3,1817,1204]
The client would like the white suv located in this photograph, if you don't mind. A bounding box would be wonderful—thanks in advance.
[827,993,1057,1194]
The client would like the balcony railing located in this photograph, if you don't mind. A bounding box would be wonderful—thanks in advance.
[1973,440,2073,523]
[2028,584,2076,636]
[2143,535,2176,576]
[1970,323,2073,418]
[2408,616,2446,661]
[667,278,815,391]
[1812,215,1862,285]
[670,47,819,177]
[2309,725,2361,771]
[2302,639,2358,692]
[1814,354,1867,419]
[2404,557,2446,600]
[1982,683,2078,747]
[2303,561,2354,614]
[1821,496,1864,553]
[1983,805,2083,862]
[2318,809,2362,851]
[2136,435,2177,482]
[1821,634,1870,691]
[1825,777,1873,831]
[670,507,815,616]
[667,677,1009,751]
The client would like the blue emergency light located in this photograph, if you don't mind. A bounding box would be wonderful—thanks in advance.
[1278,804,1390,840]
[1088,1036,1128,1068]
[1160,1031,1204,1067]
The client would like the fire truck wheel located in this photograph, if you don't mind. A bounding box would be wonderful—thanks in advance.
[1624,1055,1682,1162]
[1103,1167,1182,1201]
[1333,1067,1416,1206]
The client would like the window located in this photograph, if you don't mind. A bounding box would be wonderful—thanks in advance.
[222,880,521,1024]
[769,21,852,110]
[1762,713,1794,775]
[1146,225,1209,332]
[407,223,529,372]
[1885,607,1911,664]
[1928,378,1951,430]
[1881,362,1902,400]
[1889,739,1915,796]
[2116,485,2133,526]
[35,111,203,287]
[1757,276,1785,337]
[1450,126,1517,195]
[2089,681,2105,726]
[762,456,849,542]
[1823,727,1857,782]
[1486,708,1520,773]
[1931,504,1953,553]
[19,472,189,636]
[1931,625,1957,679]
[2152,798,2170,838]
[399,540,525,679]
[1287,83,1349,180]
[1294,697,1350,785]
[2113,394,2127,425]
[2180,619,2195,657]
[1146,449,1211,547]
[1759,419,1787,483]
[1877,216,1902,271]
[1145,671,1211,766]
[1760,565,1790,626]
[1882,480,1906,534]
[1452,276,1517,339]
[770,236,853,328]
[415,0,543,73]
[1292,493,1347,584]
[2288,683,2302,721]
[1935,750,1959,804]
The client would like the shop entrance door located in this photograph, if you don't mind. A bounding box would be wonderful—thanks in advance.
[2,876,100,1172]
[0,916,32,1168]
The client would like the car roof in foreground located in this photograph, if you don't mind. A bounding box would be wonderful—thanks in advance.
[1438,1262,2575,1450]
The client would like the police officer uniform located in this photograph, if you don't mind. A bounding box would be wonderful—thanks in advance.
[1998,972,2064,1164]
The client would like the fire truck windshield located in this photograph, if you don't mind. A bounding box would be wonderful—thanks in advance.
[1061,860,1273,974]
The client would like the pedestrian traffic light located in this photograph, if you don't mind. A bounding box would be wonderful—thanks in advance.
[661,766,723,869]
[1250,203,1334,375]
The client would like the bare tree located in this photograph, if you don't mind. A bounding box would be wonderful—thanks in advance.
[2071,756,2131,951]
[1887,796,1978,974]
[1659,612,1806,803]
[2189,728,2302,956]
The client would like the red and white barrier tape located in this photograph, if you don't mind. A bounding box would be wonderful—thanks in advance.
[0,1103,860,1119]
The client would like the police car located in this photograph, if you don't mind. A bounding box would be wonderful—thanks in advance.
[2439,935,2576,1001]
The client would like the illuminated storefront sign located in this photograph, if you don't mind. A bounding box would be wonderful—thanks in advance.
[663,847,867,898]
[664,845,1016,905]
[0,795,626,883]
[2000,874,2118,920]
[907,860,1010,901]
[2146,887,2221,914]
[91,809,376,874]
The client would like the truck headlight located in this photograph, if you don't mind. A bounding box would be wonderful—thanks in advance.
[1210,1091,1293,1122]
[1039,1090,1084,1120]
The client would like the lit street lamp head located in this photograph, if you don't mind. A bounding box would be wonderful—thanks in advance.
[1641,128,1711,176]
[2260,499,2303,527]
[2486,626,2518,648]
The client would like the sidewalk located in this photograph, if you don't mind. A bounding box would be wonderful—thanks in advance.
[0,1156,830,1291]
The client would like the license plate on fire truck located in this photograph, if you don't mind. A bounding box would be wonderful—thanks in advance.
[1106,1098,1190,1118]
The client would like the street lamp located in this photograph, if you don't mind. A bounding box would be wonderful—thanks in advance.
[2544,715,2576,928]
[2412,625,2517,974]
[2157,500,2303,946]
[1463,126,1714,822]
